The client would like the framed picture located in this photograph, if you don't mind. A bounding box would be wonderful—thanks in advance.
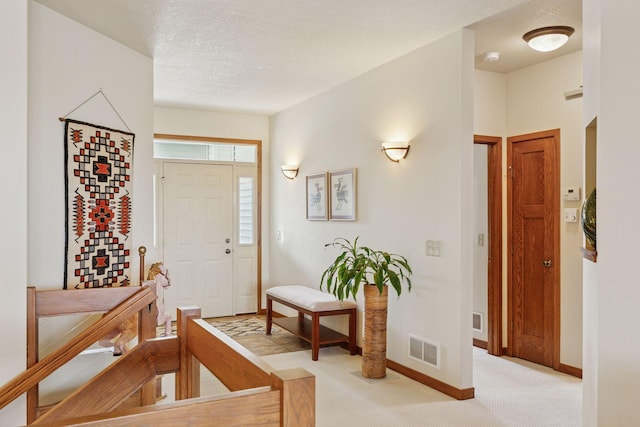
[329,168,357,221]
[306,172,328,220]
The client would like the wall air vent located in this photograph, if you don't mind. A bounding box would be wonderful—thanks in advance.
[408,334,440,369]
[564,86,583,100]
[473,311,484,333]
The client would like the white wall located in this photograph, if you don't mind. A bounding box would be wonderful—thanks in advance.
[582,0,601,424]
[28,2,155,289]
[154,107,269,141]
[269,30,475,389]
[506,51,584,368]
[594,1,640,425]
[0,1,28,424]
[472,145,488,342]
[474,70,507,137]
[473,70,506,345]
[0,2,155,418]
[473,70,508,346]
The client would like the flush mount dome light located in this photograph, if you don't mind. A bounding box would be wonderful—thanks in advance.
[523,26,574,52]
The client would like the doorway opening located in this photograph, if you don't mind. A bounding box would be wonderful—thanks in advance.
[473,135,502,356]
[153,133,262,318]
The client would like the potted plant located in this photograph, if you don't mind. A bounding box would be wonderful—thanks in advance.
[320,237,412,378]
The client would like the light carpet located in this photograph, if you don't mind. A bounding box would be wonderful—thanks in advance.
[262,347,582,427]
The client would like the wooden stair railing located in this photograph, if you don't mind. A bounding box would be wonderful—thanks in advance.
[32,380,310,427]
[32,337,180,425]
[25,246,155,423]
[0,285,157,413]
[30,307,316,427]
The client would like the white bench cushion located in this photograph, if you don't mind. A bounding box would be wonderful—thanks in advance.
[267,285,356,311]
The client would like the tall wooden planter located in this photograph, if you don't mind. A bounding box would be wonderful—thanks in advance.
[362,284,388,379]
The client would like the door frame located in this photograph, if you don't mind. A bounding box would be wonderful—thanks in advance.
[506,129,560,369]
[474,135,502,356]
[154,133,263,313]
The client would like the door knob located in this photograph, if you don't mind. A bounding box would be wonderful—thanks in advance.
[225,249,231,254]
[542,259,552,268]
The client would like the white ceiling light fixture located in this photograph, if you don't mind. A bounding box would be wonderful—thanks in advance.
[523,26,574,52]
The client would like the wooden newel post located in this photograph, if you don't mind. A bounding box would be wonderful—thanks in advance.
[271,368,315,427]
[138,246,156,406]
[176,306,202,400]
[138,246,146,285]
[139,280,158,406]
[26,286,38,424]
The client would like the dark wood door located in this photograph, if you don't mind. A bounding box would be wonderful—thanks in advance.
[508,130,560,368]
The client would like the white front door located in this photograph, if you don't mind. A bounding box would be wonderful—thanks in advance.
[163,163,233,318]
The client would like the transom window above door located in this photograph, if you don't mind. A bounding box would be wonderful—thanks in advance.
[154,139,256,163]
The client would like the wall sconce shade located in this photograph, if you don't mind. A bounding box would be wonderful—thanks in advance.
[523,26,574,52]
[381,142,410,162]
[281,164,299,180]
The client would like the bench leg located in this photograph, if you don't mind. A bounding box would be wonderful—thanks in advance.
[266,297,273,335]
[348,308,357,355]
[311,313,320,361]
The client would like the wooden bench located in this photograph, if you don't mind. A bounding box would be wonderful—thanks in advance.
[266,286,357,361]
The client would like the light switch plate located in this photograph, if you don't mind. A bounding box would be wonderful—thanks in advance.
[426,240,442,257]
[564,208,578,223]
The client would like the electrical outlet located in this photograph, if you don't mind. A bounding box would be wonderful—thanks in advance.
[477,233,485,246]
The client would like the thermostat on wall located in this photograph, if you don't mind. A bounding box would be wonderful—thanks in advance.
[562,187,581,201]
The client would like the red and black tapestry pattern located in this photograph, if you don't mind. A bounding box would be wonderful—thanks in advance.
[64,119,134,289]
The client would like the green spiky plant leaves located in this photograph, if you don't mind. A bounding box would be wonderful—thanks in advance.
[320,237,412,301]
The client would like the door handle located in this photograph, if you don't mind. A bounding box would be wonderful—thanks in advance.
[542,259,552,268]
[225,249,231,254]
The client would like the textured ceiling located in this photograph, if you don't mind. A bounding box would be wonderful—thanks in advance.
[35,0,581,115]
[470,0,582,73]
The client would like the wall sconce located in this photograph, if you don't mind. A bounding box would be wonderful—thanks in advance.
[381,142,410,162]
[523,26,574,52]
[280,164,299,180]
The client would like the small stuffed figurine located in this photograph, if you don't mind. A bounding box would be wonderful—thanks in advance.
[98,262,173,355]
[98,314,138,356]
[148,262,172,336]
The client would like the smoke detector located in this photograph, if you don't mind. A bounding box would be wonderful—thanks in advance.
[482,52,501,62]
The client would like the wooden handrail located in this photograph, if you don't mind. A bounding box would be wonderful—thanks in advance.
[0,285,156,411]
[5,295,316,426]
[33,388,281,427]
[187,318,272,391]
[32,369,315,427]
[35,286,141,317]
[33,337,180,425]
[31,312,315,426]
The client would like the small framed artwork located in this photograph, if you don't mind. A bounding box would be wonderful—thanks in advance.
[306,172,328,220]
[329,168,357,221]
